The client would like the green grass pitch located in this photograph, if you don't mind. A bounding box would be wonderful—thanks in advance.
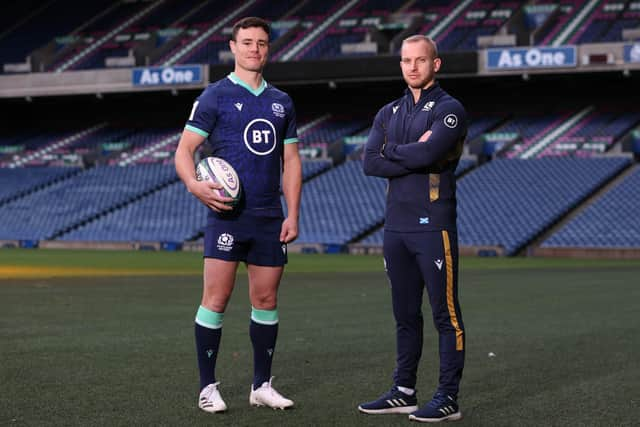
[1,249,639,426]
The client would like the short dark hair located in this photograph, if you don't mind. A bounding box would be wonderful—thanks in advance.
[231,17,270,41]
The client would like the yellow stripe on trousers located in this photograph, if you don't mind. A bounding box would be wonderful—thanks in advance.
[442,230,464,351]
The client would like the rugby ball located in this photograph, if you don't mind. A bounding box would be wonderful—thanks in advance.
[195,157,241,206]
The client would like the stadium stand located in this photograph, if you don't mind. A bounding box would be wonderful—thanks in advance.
[4,0,640,71]
[542,109,640,157]
[541,165,640,249]
[436,1,518,52]
[293,159,386,246]
[58,180,204,242]
[299,114,370,148]
[154,0,284,66]
[1,0,640,258]
[0,164,177,241]
[272,0,362,62]
[456,157,631,255]
[0,166,81,205]
[4,124,108,168]
[487,107,640,159]
[52,159,332,243]
[49,0,162,72]
[0,0,115,71]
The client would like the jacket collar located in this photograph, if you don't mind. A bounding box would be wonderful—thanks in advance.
[404,82,440,103]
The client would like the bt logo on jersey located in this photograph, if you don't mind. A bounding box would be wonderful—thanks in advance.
[244,119,277,156]
[252,130,271,143]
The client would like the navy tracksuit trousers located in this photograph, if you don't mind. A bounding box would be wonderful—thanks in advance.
[383,229,465,398]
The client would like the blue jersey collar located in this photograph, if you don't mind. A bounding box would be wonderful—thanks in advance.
[228,72,267,96]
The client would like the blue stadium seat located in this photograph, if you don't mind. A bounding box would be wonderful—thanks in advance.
[0,164,177,240]
[457,157,631,254]
[292,160,386,245]
[542,165,640,248]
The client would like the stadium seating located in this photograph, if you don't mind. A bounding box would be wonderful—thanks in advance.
[293,159,386,245]
[497,107,640,159]
[6,0,640,71]
[0,0,114,69]
[53,159,332,243]
[0,164,177,241]
[2,125,108,168]
[295,28,371,60]
[467,114,506,142]
[291,0,406,60]
[541,110,640,157]
[436,1,518,52]
[456,157,631,254]
[155,0,299,66]
[49,1,161,72]
[407,0,460,46]
[59,181,204,242]
[573,1,626,44]
[299,114,370,147]
[0,166,81,205]
[2,1,640,258]
[599,7,640,42]
[301,159,333,179]
[541,165,640,248]
[522,4,557,33]
[534,0,586,46]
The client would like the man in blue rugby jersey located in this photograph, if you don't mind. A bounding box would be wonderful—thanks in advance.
[175,16,301,414]
[359,35,467,423]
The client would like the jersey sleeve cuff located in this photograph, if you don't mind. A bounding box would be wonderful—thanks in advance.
[185,124,209,138]
[284,137,298,145]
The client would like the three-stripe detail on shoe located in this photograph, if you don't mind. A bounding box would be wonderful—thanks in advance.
[385,398,408,407]
[439,405,456,415]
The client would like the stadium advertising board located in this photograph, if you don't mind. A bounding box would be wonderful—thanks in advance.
[486,46,577,70]
[132,65,203,86]
[624,43,640,64]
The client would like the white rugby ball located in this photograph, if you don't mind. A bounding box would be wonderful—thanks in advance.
[195,157,241,206]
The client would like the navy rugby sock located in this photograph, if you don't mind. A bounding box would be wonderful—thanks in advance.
[250,307,279,389]
[195,305,223,390]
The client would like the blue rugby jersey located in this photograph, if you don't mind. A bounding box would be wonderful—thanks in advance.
[185,72,298,217]
[363,83,467,232]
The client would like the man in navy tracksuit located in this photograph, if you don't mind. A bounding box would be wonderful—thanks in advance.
[358,35,467,423]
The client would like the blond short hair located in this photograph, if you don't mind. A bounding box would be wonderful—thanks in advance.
[401,35,439,58]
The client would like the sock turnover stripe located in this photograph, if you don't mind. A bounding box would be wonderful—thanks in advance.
[251,307,278,325]
[196,305,224,329]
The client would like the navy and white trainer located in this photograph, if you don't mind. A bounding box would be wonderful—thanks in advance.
[408,392,462,422]
[358,386,418,414]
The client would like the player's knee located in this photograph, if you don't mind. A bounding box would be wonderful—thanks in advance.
[250,292,277,310]
[201,294,231,313]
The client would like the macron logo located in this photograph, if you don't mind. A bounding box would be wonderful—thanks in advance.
[234,102,243,111]
[434,259,443,270]
[392,106,399,114]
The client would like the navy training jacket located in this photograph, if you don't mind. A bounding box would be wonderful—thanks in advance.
[363,83,467,232]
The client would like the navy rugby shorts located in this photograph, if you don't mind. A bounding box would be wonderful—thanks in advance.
[204,214,287,266]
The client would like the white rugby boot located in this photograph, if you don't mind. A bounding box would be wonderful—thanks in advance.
[198,382,227,413]
[249,377,294,409]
